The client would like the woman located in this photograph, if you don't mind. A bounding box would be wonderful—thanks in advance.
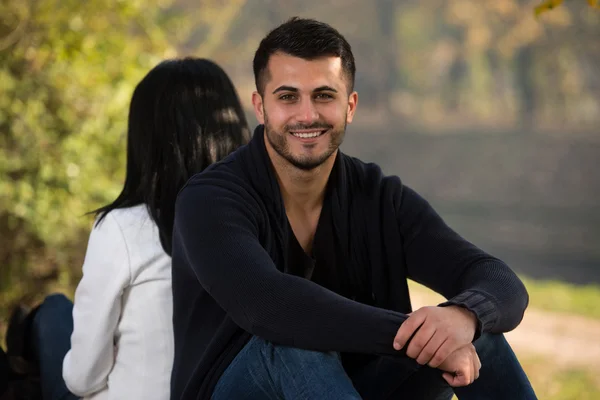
[6,57,250,400]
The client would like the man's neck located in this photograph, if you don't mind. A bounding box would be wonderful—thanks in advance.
[266,144,336,215]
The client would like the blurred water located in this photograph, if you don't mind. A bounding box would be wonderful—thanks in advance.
[342,126,600,284]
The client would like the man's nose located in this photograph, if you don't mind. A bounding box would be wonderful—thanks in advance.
[296,98,319,124]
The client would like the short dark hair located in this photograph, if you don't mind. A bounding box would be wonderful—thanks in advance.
[253,17,356,95]
[93,58,250,255]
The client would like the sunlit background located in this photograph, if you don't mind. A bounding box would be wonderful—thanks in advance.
[1,1,599,398]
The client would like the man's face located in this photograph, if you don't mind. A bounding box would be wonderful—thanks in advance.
[252,52,358,171]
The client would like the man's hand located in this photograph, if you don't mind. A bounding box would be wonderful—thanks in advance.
[438,343,481,387]
[393,305,477,367]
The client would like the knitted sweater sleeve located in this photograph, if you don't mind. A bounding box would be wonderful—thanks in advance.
[63,212,131,396]
[395,183,529,334]
[174,178,411,357]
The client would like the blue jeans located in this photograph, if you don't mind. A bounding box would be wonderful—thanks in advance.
[212,333,537,400]
[31,294,80,400]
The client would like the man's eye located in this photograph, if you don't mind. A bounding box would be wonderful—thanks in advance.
[279,94,295,101]
[315,93,334,100]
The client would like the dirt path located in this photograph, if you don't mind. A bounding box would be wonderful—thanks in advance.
[409,288,600,369]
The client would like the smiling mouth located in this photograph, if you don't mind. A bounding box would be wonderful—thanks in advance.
[290,130,327,139]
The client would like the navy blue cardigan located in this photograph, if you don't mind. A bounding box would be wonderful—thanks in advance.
[170,125,528,399]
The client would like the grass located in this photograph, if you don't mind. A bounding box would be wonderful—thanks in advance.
[520,356,600,400]
[450,355,600,400]
[520,277,600,320]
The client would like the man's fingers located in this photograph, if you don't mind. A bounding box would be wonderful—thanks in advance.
[393,312,426,350]
[459,370,472,387]
[428,337,461,368]
[406,324,435,360]
[414,330,444,365]
[473,357,480,381]
[443,359,478,387]
[473,350,481,380]
[442,372,470,387]
[469,345,481,381]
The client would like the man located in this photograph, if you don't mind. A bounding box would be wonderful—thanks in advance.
[171,17,536,399]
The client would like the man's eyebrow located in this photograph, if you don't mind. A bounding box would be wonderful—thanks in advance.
[313,86,338,93]
[271,85,338,94]
[272,85,298,94]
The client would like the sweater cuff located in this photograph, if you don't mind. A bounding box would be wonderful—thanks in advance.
[438,290,498,338]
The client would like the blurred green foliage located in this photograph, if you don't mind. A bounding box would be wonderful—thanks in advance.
[0,0,185,300]
[520,277,600,319]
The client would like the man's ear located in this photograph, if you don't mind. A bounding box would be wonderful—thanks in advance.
[252,91,265,124]
[346,91,358,124]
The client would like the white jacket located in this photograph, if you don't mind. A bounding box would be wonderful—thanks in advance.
[62,205,173,400]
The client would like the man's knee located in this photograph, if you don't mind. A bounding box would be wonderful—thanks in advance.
[474,333,509,352]
[455,333,535,398]
[215,337,356,399]
[254,337,341,368]
[473,333,519,367]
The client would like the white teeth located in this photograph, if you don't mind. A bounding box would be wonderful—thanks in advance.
[292,131,323,138]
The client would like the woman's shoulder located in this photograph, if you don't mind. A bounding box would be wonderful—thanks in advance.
[94,205,161,251]
[96,206,169,279]
[104,204,150,224]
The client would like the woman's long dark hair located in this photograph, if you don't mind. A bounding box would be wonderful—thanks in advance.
[93,58,250,255]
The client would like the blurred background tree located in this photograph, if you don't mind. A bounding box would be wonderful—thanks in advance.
[1,0,177,302]
[0,0,247,303]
